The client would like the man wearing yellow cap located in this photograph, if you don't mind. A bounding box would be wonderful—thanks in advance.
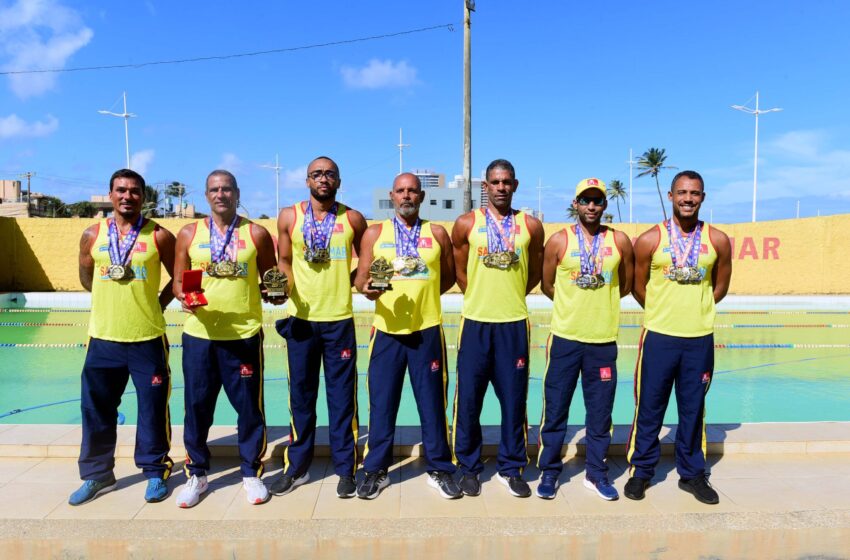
[535,178,633,501]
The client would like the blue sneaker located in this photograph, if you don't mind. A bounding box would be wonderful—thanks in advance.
[144,478,168,503]
[536,473,559,499]
[583,477,619,501]
[68,476,117,506]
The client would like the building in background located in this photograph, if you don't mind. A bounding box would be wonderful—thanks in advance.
[372,169,485,221]
[412,169,445,190]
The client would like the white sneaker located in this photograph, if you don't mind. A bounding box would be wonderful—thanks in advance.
[175,474,208,508]
[243,476,270,505]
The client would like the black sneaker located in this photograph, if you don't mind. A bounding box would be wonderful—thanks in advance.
[678,476,719,505]
[624,476,650,500]
[497,473,531,498]
[357,470,389,500]
[269,472,309,496]
[336,475,356,499]
[427,471,462,499]
[459,473,481,497]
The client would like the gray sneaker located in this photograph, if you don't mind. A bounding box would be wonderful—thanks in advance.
[459,473,481,496]
[357,470,389,499]
[427,471,462,499]
[270,472,309,496]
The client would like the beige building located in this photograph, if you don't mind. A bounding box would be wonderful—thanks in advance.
[0,180,22,202]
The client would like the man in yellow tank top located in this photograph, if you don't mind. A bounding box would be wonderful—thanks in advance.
[172,170,283,508]
[536,178,634,501]
[70,169,176,506]
[451,159,545,498]
[625,171,732,504]
[272,157,368,499]
[352,173,461,499]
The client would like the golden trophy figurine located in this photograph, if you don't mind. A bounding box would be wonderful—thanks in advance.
[262,268,288,298]
[368,257,394,291]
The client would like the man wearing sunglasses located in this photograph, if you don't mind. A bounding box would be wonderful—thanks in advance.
[451,159,545,498]
[272,156,368,499]
[535,178,634,501]
[625,170,732,504]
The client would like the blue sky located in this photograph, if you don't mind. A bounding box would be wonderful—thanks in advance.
[2,0,850,223]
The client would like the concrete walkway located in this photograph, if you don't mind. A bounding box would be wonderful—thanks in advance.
[0,423,848,558]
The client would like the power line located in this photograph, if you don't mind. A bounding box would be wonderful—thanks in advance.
[0,23,456,76]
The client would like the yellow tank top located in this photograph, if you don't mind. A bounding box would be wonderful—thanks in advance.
[371,219,442,335]
[89,219,166,342]
[288,202,355,321]
[462,209,531,323]
[551,225,622,343]
[644,221,718,337]
[184,217,262,340]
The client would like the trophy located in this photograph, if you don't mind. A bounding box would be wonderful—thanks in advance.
[262,268,288,298]
[368,257,394,291]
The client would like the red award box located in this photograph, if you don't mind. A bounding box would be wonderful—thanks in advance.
[182,269,208,307]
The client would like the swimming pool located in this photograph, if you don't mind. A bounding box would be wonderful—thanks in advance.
[2,294,849,426]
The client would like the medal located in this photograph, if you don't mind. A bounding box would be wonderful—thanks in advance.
[666,219,704,284]
[107,214,144,282]
[209,214,240,275]
[392,217,425,276]
[303,202,338,263]
[483,209,518,270]
[574,224,606,288]
[687,266,702,283]
[392,257,406,273]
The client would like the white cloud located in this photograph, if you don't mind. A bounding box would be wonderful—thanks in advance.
[130,149,155,174]
[144,1,157,16]
[217,152,242,172]
[340,59,419,90]
[283,166,307,189]
[0,0,93,98]
[0,113,58,139]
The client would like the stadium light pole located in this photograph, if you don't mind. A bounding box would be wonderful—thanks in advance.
[731,91,782,222]
[98,92,136,169]
[260,154,282,217]
[626,148,639,223]
[462,0,474,213]
[396,128,410,175]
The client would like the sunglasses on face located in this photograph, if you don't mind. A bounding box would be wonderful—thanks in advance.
[308,170,338,181]
[577,196,605,206]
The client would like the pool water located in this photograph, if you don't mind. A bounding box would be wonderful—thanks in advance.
[2,306,850,426]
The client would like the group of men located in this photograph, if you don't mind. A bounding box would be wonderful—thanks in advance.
[70,156,731,509]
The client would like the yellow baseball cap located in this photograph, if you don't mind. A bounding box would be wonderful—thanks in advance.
[575,178,607,198]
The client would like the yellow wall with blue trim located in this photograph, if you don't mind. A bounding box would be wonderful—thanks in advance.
[0,215,846,294]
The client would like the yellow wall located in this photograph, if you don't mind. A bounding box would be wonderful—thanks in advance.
[1,215,847,294]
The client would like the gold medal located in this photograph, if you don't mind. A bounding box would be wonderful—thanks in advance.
[108,264,128,281]
[213,260,239,277]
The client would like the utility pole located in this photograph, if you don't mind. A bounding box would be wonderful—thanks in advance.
[98,91,137,169]
[396,128,410,175]
[462,0,474,213]
[17,171,35,216]
[626,148,638,223]
[536,177,550,220]
[260,154,282,216]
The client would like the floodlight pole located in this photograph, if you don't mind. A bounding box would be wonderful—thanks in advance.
[731,91,782,222]
[626,148,638,223]
[396,128,410,175]
[260,154,282,216]
[98,92,137,169]
[462,0,474,213]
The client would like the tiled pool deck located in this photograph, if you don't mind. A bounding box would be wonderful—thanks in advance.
[0,422,848,558]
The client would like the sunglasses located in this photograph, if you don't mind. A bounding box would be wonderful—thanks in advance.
[577,196,605,206]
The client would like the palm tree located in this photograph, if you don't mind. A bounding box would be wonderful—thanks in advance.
[164,181,187,217]
[143,185,162,218]
[608,179,627,222]
[636,147,677,221]
[602,212,614,224]
[566,205,579,221]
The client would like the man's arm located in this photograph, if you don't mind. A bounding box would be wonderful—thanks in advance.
[451,212,474,293]
[541,229,566,301]
[525,215,545,295]
[353,224,383,301]
[613,229,635,299]
[632,226,659,308]
[78,224,98,292]
[154,224,177,310]
[710,226,733,304]
[433,224,456,294]
[172,223,198,314]
[276,206,295,295]
[252,223,286,305]
[347,209,369,286]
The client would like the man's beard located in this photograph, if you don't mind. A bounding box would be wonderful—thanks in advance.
[310,186,336,202]
[397,204,417,218]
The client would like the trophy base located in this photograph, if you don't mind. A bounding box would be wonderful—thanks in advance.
[368,282,393,292]
[265,291,287,298]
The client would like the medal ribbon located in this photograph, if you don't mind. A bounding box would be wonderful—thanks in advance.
[666,219,703,269]
[302,202,338,253]
[575,225,604,275]
[484,209,515,254]
[393,216,422,257]
[107,215,144,266]
[209,214,239,263]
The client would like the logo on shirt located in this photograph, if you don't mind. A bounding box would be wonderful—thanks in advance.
[419,238,433,249]
[701,371,711,384]
[430,359,440,372]
[240,364,254,378]
[340,348,352,360]
[516,357,527,369]
[600,367,612,382]
[151,374,163,386]
[333,223,344,233]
